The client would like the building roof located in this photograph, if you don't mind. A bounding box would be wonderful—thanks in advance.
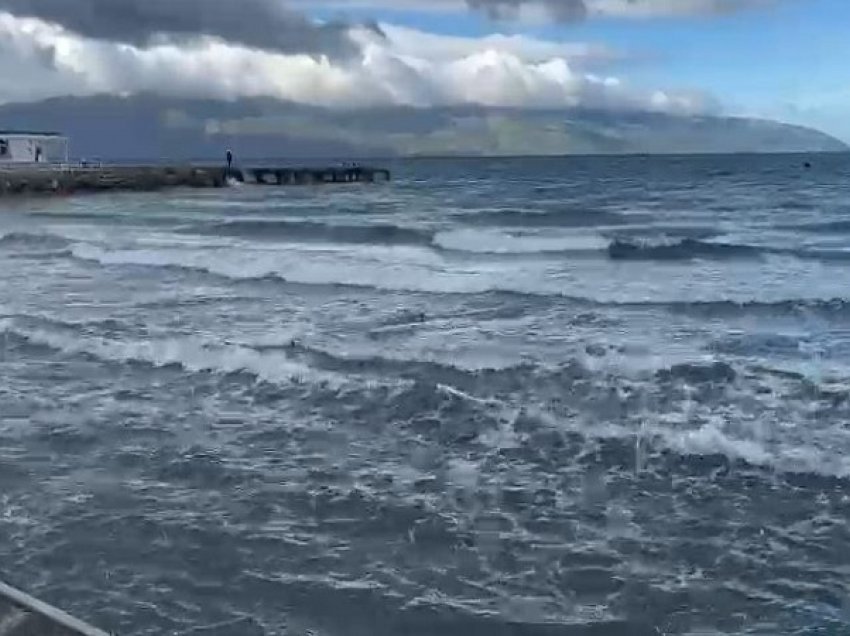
[0,131,66,138]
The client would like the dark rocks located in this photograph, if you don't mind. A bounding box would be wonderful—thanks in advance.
[0,165,227,196]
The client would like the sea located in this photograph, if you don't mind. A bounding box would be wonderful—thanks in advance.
[1,153,850,636]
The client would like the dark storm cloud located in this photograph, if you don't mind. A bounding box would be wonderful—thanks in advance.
[0,0,372,57]
[467,0,586,20]
[462,0,772,21]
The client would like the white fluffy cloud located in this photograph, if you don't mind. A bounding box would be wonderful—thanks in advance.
[0,11,713,115]
[374,23,620,67]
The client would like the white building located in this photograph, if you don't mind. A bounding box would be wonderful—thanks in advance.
[0,131,69,165]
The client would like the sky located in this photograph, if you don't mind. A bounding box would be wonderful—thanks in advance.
[0,0,847,141]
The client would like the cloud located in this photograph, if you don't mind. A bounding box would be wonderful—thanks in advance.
[0,14,90,102]
[0,0,778,64]
[306,0,776,21]
[374,23,621,67]
[587,0,775,19]
[0,12,714,116]
[467,0,588,21]
[0,0,369,57]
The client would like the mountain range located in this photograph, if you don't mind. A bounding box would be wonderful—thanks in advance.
[0,94,845,160]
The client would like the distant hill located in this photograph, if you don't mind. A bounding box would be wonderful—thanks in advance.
[0,94,845,160]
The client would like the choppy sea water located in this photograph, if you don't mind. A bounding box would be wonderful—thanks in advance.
[2,154,850,636]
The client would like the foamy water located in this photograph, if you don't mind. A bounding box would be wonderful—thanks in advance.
[2,154,850,635]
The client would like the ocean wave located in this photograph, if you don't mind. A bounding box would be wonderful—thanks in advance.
[777,219,850,233]
[600,225,721,240]
[707,333,811,358]
[71,244,213,278]
[433,229,607,254]
[608,238,761,261]
[2,313,131,335]
[655,361,738,384]
[659,424,850,479]
[68,244,850,315]
[659,298,850,319]
[28,210,183,227]
[190,219,434,247]
[28,211,114,221]
[0,231,72,251]
[191,220,609,256]
[575,422,850,482]
[779,200,817,211]
[70,243,552,297]
[6,309,850,479]
[133,293,262,310]
[608,238,850,263]
[250,338,539,393]
[294,352,850,479]
[458,207,631,228]
[0,318,336,386]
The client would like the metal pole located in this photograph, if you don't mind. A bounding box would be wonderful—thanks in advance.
[0,580,110,635]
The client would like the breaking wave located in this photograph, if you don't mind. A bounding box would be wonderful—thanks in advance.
[608,238,850,262]
[190,220,608,256]
[6,155,850,636]
[68,242,850,315]
[608,238,762,261]
[4,312,850,482]
[458,207,632,228]
[0,318,335,387]
[0,231,72,251]
[648,297,850,321]
[599,225,721,240]
[433,229,607,254]
[190,219,434,247]
[28,211,183,227]
[777,219,850,233]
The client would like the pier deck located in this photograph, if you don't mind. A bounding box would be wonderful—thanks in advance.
[0,163,390,196]
[0,580,108,636]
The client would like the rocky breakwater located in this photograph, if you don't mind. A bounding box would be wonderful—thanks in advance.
[0,165,227,196]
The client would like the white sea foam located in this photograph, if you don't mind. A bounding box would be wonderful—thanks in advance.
[528,384,850,479]
[438,368,850,479]
[433,228,607,254]
[662,423,850,478]
[446,458,481,490]
[0,319,337,387]
[70,239,850,305]
[71,242,554,296]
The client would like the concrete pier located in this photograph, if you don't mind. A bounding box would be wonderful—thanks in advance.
[0,580,109,635]
[0,165,226,196]
[0,163,391,196]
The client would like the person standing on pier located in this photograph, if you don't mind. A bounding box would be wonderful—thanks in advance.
[226,149,233,177]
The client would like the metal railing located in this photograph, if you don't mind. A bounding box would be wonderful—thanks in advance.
[0,161,104,173]
[0,580,110,636]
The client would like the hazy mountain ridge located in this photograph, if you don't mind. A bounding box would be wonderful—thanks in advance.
[0,94,845,160]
